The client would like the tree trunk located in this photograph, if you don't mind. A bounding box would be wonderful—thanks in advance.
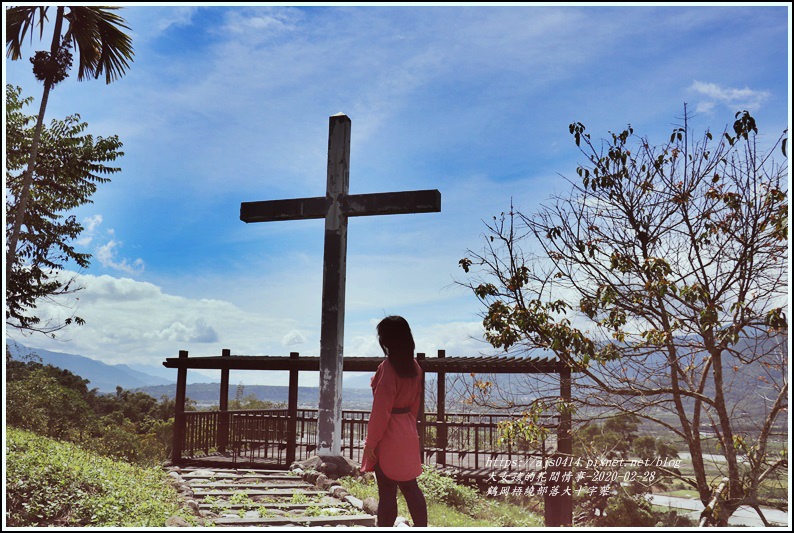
[5,7,64,287]
[710,348,743,525]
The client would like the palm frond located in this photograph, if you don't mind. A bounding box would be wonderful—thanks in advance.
[5,6,50,60]
[64,6,134,84]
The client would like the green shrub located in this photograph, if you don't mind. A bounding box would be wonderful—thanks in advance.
[418,465,482,512]
[6,370,93,440]
[586,490,694,527]
[593,491,656,526]
[6,428,188,526]
[6,359,179,467]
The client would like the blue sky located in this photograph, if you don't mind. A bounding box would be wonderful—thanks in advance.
[4,4,791,387]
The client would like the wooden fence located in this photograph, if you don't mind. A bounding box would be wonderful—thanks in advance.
[179,408,558,470]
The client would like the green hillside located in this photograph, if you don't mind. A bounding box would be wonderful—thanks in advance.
[6,428,192,527]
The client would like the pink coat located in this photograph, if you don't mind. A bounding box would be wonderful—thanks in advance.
[361,359,423,481]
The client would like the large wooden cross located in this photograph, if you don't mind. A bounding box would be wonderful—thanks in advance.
[240,113,441,456]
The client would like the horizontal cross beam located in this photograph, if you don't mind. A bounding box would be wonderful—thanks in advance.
[240,189,441,223]
[240,196,326,223]
[343,189,441,217]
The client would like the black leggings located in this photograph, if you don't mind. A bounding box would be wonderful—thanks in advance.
[374,463,428,527]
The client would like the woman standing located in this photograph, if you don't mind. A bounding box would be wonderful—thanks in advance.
[361,316,428,527]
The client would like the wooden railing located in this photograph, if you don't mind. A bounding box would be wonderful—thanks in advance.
[422,412,559,470]
[182,410,220,457]
[179,408,558,469]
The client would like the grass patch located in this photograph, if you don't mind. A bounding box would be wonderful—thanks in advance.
[6,427,191,527]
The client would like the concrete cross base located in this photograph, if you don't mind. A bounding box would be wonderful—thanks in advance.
[292,454,359,479]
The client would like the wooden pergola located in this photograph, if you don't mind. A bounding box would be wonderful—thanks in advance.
[163,349,573,526]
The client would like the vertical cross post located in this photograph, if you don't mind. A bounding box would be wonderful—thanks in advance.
[317,114,351,455]
[240,113,440,459]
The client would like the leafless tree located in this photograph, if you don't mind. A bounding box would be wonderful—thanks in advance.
[458,109,788,525]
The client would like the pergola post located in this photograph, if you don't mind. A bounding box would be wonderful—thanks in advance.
[172,350,188,464]
[545,365,573,527]
[437,349,447,466]
[559,365,573,526]
[218,348,230,453]
[286,351,299,465]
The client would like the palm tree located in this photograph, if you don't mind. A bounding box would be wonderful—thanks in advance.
[5,6,134,286]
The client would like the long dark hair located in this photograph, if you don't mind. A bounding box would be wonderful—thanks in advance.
[376,315,417,378]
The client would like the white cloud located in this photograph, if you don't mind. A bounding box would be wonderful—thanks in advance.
[694,101,717,115]
[9,270,492,385]
[221,7,304,37]
[120,6,624,195]
[96,239,145,275]
[75,274,162,303]
[73,216,145,276]
[143,318,218,343]
[75,214,104,247]
[124,6,198,41]
[10,272,303,370]
[415,320,491,357]
[689,81,770,113]
[155,7,197,32]
[282,329,307,347]
[84,214,103,233]
[344,319,488,359]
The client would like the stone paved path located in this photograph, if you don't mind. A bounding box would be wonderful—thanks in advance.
[168,466,376,527]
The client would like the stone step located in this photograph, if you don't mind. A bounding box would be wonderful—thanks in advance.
[176,465,377,527]
[212,514,376,527]
[190,482,313,489]
[194,489,326,498]
[199,502,321,511]
[180,467,288,475]
[182,472,298,480]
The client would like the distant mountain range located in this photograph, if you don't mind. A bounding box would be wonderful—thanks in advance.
[6,340,176,392]
[5,340,374,398]
[138,383,374,410]
[5,340,376,409]
[8,335,783,424]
